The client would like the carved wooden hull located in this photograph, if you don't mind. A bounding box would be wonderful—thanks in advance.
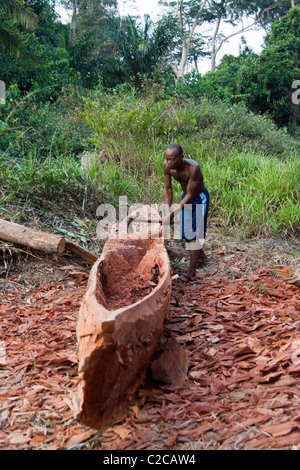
[74,207,172,429]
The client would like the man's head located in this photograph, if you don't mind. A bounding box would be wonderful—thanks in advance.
[165,144,183,169]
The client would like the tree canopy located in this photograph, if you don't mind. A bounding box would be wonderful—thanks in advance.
[0,0,299,129]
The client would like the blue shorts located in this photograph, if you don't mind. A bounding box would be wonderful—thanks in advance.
[180,188,210,241]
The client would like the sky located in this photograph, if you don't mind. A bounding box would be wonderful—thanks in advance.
[56,0,266,73]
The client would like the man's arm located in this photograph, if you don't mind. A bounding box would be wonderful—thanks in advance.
[163,162,173,210]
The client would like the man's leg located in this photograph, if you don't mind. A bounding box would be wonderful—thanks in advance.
[175,195,208,282]
[197,189,210,267]
[186,238,203,278]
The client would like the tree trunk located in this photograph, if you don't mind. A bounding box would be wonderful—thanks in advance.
[173,0,207,81]
[70,0,77,45]
[0,219,98,263]
[291,0,295,7]
[211,15,221,72]
[210,5,278,69]
[0,219,65,254]
[194,56,199,74]
[177,37,190,80]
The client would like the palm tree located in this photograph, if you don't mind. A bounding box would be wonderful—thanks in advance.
[110,14,176,83]
[0,0,37,56]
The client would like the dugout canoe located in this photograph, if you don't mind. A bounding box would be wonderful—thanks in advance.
[73,206,172,429]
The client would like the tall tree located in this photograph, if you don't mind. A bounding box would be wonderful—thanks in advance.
[159,0,298,78]
[255,4,300,126]
[0,0,73,96]
[209,0,281,71]
[213,5,300,127]
[159,0,208,81]
[69,0,77,44]
[68,0,120,88]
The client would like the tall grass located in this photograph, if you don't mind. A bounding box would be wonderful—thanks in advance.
[203,151,300,237]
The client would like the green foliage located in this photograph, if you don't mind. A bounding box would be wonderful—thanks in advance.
[0,0,37,56]
[0,0,78,99]
[0,152,110,220]
[254,6,300,126]
[1,101,299,238]
[75,88,300,238]
[69,0,120,89]
[172,7,300,129]
[0,0,299,243]
[103,14,177,87]
[0,85,93,159]
[83,89,299,163]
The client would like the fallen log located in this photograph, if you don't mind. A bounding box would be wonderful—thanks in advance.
[0,218,98,263]
[0,218,65,254]
[74,205,172,429]
[65,239,98,264]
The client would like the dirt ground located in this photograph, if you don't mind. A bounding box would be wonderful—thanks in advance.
[0,229,299,450]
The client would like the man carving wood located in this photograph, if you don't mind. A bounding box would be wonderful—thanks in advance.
[162,144,210,283]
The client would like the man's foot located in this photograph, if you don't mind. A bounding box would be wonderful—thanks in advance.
[173,273,197,284]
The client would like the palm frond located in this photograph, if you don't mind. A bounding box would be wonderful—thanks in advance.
[0,0,37,29]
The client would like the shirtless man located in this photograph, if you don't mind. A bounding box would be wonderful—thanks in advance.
[162,144,210,283]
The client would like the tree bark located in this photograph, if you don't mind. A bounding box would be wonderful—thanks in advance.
[173,0,207,81]
[194,56,199,74]
[0,218,99,263]
[211,14,222,71]
[70,0,77,45]
[0,218,65,254]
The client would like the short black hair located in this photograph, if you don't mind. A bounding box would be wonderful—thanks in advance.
[167,144,183,156]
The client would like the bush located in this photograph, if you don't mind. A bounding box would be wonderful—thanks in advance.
[0,86,94,160]
[82,90,300,165]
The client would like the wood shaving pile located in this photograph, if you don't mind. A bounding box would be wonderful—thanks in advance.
[0,239,299,450]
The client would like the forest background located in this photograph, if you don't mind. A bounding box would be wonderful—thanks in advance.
[0,0,299,252]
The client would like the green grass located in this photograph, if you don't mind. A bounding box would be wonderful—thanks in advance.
[203,150,299,237]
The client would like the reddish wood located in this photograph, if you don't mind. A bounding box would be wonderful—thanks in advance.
[74,206,172,429]
[148,337,189,385]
